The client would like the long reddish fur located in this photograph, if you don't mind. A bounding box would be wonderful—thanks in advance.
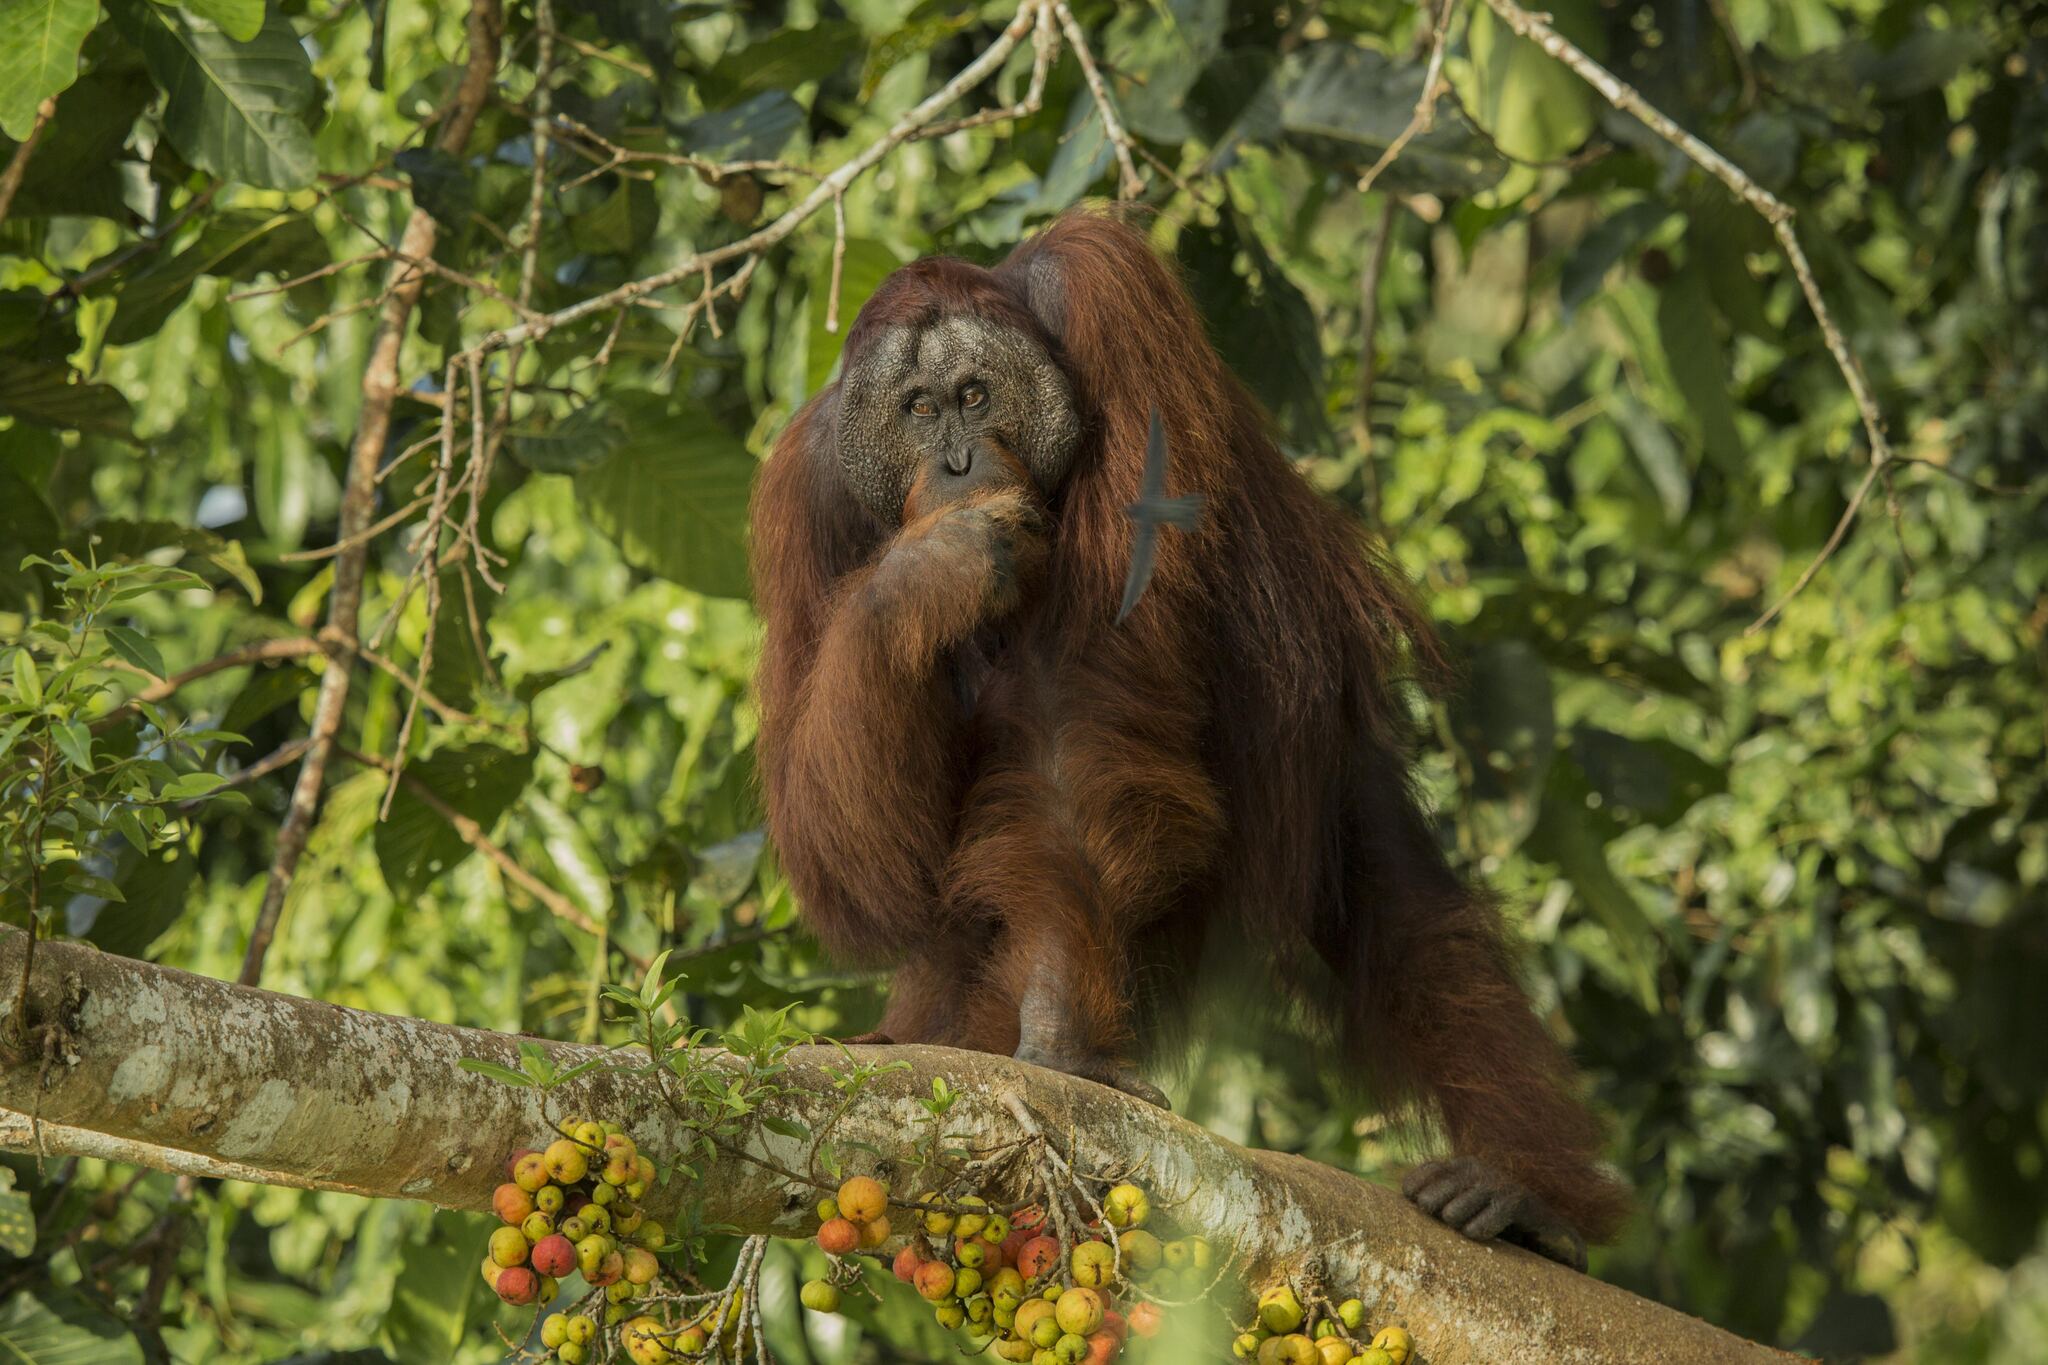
[749,210,1628,1241]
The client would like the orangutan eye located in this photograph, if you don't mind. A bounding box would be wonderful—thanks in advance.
[908,397,937,418]
[962,384,988,410]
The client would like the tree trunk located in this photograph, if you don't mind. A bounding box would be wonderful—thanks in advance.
[0,932,1795,1364]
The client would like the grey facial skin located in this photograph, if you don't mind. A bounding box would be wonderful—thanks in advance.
[836,313,1083,524]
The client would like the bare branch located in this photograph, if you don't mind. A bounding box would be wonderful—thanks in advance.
[1357,0,1458,196]
[238,0,506,989]
[1053,2,1145,199]
[456,2,1048,366]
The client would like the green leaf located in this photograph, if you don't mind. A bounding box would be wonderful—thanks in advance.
[0,0,97,140]
[509,403,632,475]
[105,209,328,345]
[1277,41,1503,194]
[575,394,756,600]
[1460,0,1599,163]
[760,1115,810,1142]
[1655,261,1745,473]
[381,1213,485,1363]
[1527,758,1661,1010]
[11,650,41,707]
[0,50,152,220]
[1559,201,1676,315]
[672,90,803,162]
[0,1170,34,1258]
[392,147,473,233]
[77,846,194,956]
[700,21,857,106]
[111,0,319,190]
[456,1057,535,1087]
[175,0,262,44]
[0,360,135,441]
[70,520,262,601]
[373,743,534,898]
[160,771,227,800]
[0,1290,142,1365]
[50,720,92,772]
[103,625,165,680]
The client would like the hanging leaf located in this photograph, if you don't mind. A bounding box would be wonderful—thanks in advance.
[392,147,474,234]
[575,394,757,600]
[0,0,98,140]
[1655,261,1746,473]
[509,402,633,475]
[1459,0,1599,163]
[111,0,320,190]
[0,360,134,441]
[1278,42,1503,194]
[373,743,534,898]
[673,90,804,162]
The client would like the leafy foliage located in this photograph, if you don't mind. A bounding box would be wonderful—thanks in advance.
[0,1,2042,1362]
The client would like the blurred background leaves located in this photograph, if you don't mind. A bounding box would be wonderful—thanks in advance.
[0,0,2043,1362]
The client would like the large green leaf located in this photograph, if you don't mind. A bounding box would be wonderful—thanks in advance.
[700,20,857,106]
[0,45,151,219]
[0,360,134,441]
[380,1213,487,1364]
[175,0,261,43]
[575,393,757,600]
[1655,261,1746,473]
[0,1291,141,1365]
[0,0,97,139]
[105,209,328,345]
[372,743,534,899]
[1460,0,1599,163]
[111,0,319,189]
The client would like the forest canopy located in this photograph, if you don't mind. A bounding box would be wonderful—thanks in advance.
[0,1,2043,1363]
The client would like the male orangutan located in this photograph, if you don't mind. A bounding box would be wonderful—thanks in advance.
[749,211,1627,1267]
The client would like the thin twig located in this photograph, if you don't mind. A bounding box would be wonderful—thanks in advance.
[0,98,59,228]
[825,193,848,334]
[455,1,1048,366]
[237,0,506,990]
[1357,0,1458,195]
[276,492,433,562]
[1052,1,1144,199]
[90,639,326,735]
[338,748,635,959]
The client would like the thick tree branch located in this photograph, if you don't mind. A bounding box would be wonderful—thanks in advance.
[238,0,505,988]
[0,933,1794,1365]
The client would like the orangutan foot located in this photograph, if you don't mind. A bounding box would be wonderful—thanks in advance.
[1402,1156,1588,1271]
